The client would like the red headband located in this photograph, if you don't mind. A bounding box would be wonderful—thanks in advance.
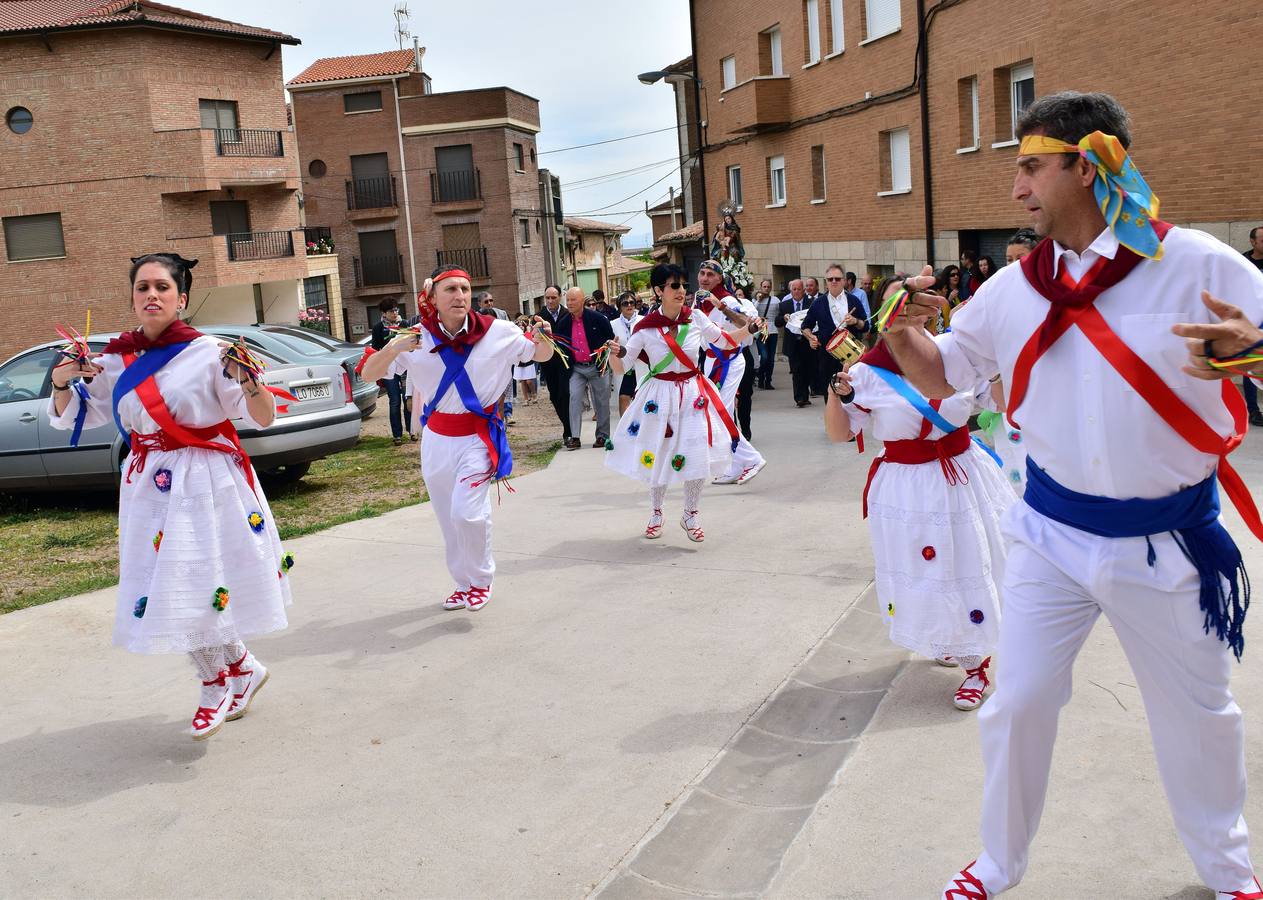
[432,267,471,286]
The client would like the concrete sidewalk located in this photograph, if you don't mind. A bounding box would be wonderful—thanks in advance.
[2,370,1262,899]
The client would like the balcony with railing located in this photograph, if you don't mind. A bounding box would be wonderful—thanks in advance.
[436,247,489,280]
[353,254,406,293]
[212,128,285,157]
[430,169,483,208]
[345,176,399,219]
[226,230,296,261]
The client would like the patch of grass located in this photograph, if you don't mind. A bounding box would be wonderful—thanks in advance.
[0,429,562,615]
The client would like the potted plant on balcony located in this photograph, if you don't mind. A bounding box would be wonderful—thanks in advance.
[298,306,332,334]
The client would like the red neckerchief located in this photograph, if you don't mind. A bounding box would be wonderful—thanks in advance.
[1009,222,1262,543]
[634,304,693,333]
[419,310,493,354]
[102,320,202,355]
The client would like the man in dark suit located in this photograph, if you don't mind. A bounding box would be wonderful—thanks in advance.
[777,279,813,407]
[802,263,870,394]
[557,286,616,449]
[536,284,571,443]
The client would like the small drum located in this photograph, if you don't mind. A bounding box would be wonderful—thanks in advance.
[825,329,865,366]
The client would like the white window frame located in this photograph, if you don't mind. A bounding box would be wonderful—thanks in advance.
[769,27,784,76]
[728,165,743,210]
[827,0,845,55]
[768,155,787,207]
[958,76,979,152]
[721,55,737,91]
[1009,63,1035,140]
[879,128,911,196]
[862,0,901,44]
[804,0,821,66]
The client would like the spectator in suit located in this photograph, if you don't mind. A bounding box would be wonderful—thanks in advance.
[537,284,572,443]
[557,286,616,449]
[754,278,779,389]
[801,277,828,395]
[803,263,870,395]
[478,291,509,320]
[370,298,409,445]
[778,279,813,407]
[959,248,982,300]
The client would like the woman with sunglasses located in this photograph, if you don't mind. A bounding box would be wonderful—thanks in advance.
[46,253,290,740]
[605,264,758,542]
[610,291,646,416]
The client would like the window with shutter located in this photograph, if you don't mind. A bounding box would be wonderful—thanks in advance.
[863,0,900,41]
[805,0,821,64]
[3,213,66,261]
[343,91,383,113]
[198,99,239,131]
[209,201,250,236]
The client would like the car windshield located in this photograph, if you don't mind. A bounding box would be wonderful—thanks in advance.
[252,331,342,359]
[262,325,358,351]
[0,347,57,402]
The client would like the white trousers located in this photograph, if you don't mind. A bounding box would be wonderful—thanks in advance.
[420,431,494,590]
[974,503,1254,894]
[712,352,764,477]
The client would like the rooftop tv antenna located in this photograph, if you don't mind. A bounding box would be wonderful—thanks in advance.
[393,3,412,50]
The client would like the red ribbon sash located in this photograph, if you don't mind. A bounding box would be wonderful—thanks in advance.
[1008,244,1263,542]
[123,352,257,494]
[659,328,740,447]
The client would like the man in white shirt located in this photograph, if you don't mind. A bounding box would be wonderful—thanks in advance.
[610,292,645,415]
[754,278,780,389]
[883,91,1263,899]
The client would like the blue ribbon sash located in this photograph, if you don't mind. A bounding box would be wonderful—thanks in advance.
[868,365,1002,467]
[1024,458,1250,659]
[109,342,193,444]
[68,381,90,447]
[421,344,513,482]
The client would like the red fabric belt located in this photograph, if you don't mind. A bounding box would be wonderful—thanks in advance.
[862,426,971,518]
[653,371,694,383]
[424,407,495,437]
[127,422,245,486]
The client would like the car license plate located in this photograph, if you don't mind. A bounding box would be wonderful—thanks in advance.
[292,382,331,401]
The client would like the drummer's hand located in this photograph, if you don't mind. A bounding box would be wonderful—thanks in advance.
[805,332,820,350]
[882,266,945,335]
[51,352,103,387]
[843,312,858,327]
[1172,292,1263,380]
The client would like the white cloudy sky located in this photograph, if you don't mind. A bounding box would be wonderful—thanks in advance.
[191,0,693,247]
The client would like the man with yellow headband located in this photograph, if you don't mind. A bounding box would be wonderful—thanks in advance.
[877,91,1263,899]
[362,266,556,613]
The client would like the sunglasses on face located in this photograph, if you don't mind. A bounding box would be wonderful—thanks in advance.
[664,281,684,289]
[825,277,843,282]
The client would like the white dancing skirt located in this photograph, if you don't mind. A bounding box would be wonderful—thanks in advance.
[604,376,733,486]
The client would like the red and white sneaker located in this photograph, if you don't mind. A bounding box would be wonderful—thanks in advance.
[736,459,766,485]
[1219,876,1263,898]
[442,590,467,611]
[942,860,989,899]
[465,585,491,611]
[954,657,992,710]
[645,508,664,539]
[711,472,740,485]
[225,652,269,722]
[190,670,231,741]
[680,510,704,543]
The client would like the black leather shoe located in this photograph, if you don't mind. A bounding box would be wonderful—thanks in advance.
[1250,411,1263,427]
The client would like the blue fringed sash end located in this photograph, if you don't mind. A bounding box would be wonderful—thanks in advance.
[1025,458,1251,660]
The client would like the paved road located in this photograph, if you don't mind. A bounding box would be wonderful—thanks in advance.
[3,370,1262,899]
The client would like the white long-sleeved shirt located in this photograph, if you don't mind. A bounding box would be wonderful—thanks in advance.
[937,226,1263,499]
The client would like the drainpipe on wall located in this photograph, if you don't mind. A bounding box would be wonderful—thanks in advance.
[687,0,709,248]
[916,0,936,267]
[393,78,419,306]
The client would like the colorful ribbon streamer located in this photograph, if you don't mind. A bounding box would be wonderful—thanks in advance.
[873,287,909,333]
[1018,131,1163,260]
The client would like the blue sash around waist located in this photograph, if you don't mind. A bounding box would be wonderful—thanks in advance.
[1024,457,1250,659]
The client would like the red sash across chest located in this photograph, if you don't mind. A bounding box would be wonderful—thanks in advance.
[122,352,257,493]
[1007,237,1262,542]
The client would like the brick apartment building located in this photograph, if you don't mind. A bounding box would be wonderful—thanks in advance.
[682,0,1262,289]
[287,49,551,333]
[0,1,318,361]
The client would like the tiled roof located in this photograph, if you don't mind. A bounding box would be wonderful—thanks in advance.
[0,1,298,43]
[563,216,632,235]
[287,49,419,86]
[607,254,654,276]
[656,221,703,244]
[646,197,682,215]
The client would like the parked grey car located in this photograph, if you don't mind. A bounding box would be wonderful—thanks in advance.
[199,324,377,420]
[0,335,363,492]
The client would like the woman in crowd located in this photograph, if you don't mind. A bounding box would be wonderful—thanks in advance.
[605,264,758,542]
[47,253,290,740]
[823,321,1015,709]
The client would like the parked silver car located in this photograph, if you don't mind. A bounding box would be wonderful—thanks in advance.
[0,335,363,491]
[199,324,377,420]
